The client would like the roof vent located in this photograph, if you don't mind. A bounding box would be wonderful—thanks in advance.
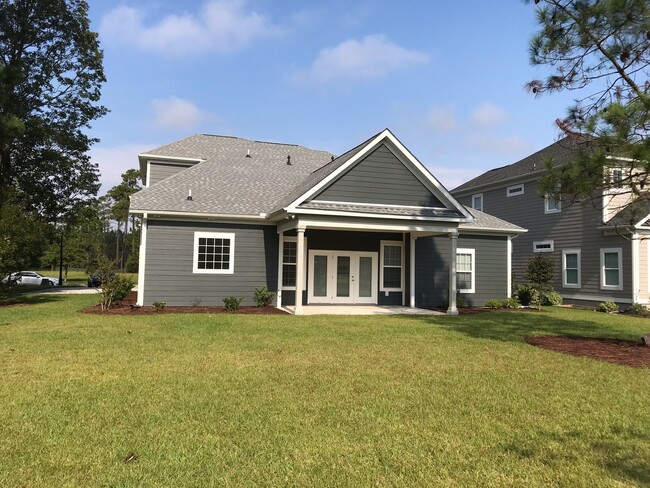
[287,154,291,166]
[246,149,251,158]
[187,189,193,201]
[331,155,335,161]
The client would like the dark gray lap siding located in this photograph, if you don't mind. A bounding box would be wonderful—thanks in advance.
[143,220,277,306]
[415,234,508,308]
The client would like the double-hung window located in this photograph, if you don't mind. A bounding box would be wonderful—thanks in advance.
[472,193,483,211]
[193,232,235,274]
[562,249,581,288]
[282,239,297,288]
[545,185,561,214]
[456,248,475,293]
[601,248,623,290]
[380,241,403,291]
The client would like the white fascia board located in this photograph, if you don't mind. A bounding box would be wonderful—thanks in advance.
[290,216,460,234]
[635,212,650,228]
[458,226,527,235]
[290,207,468,222]
[138,153,205,183]
[128,209,271,224]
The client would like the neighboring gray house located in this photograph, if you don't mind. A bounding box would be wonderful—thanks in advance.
[129,129,525,314]
[452,136,650,306]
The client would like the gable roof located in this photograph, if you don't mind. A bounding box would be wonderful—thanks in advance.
[130,134,333,217]
[275,128,472,221]
[605,195,650,228]
[453,136,592,195]
[460,207,526,233]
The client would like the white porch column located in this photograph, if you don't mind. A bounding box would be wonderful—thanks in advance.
[632,233,640,304]
[295,226,306,315]
[136,213,148,306]
[507,236,513,298]
[409,234,416,308]
[276,232,284,308]
[448,231,459,315]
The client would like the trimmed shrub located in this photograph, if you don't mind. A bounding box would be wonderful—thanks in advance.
[152,301,166,311]
[502,297,520,309]
[628,303,649,316]
[223,296,243,311]
[96,257,135,310]
[253,286,275,307]
[484,299,502,309]
[541,290,563,306]
[515,284,540,307]
[597,301,618,313]
[525,254,555,289]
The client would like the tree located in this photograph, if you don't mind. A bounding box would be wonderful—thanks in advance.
[0,0,107,211]
[0,199,46,277]
[106,169,141,270]
[524,0,650,209]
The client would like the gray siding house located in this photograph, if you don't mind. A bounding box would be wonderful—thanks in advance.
[130,129,525,314]
[452,137,650,306]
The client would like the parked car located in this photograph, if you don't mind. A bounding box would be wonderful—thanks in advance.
[1,271,59,286]
[87,272,115,288]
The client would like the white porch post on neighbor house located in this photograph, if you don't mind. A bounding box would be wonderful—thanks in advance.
[507,236,513,298]
[632,232,640,304]
[409,234,416,308]
[276,232,284,308]
[448,231,459,315]
[295,226,306,315]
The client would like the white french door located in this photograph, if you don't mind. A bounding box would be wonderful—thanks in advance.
[308,251,377,304]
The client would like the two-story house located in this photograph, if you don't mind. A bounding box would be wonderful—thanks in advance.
[452,136,650,307]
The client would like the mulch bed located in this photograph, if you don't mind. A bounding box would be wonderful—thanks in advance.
[82,292,288,315]
[526,336,650,368]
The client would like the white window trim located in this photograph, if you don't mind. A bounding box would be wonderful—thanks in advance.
[506,184,524,197]
[544,193,561,214]
[533,240,554,253]
[562,249,581,289]
[281,237,307,291]
[472,193,483,211]
[193,231,235,274]
[456,248,475,294]
[380,240,404,292]
[601,247,623,291]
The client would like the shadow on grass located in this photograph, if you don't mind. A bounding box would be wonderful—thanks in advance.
[0,293,65,307]
[407,311,631,344]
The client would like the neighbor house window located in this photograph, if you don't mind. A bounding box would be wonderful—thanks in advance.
[472,193,483,211]
[282,239,297,288]
[545,191,561,214]
[507,184,524,197]
[193,232,235,274]
[533,240,554,253]
[381,241,403,291]
[612,168,623,183]
[456,248,475,293]
[562,249,581,288]
[601,248,623,290]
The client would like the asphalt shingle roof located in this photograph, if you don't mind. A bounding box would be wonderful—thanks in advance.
[130,134,334,216]
[453,136,592,194]
[461,207,526,232]
[606,195,650,227]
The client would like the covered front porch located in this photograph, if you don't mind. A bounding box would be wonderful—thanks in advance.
[276,215,462,315]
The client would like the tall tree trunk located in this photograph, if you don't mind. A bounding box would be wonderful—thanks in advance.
[115,221,121,267]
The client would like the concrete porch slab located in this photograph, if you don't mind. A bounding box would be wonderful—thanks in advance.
[282,305,444,315]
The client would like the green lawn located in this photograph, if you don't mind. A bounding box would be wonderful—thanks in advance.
[1,297,648,487]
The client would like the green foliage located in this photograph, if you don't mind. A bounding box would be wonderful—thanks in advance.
[525,254,555,290]
[0,0,107,214]
[502,297,521,309]
[125,252,139,273]
[96,256,134,310]
[484,299,503,309]
[515,284,541,307]
[597,301,619,313]
[627,303,649,316]
[524,0,650,203]
[223,296,244,311]
[0,198,46,277]
[253,286,275,307]
[541,290,563,306]
[152,301,166,312]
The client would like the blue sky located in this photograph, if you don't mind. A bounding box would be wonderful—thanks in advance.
[87,0,578,192]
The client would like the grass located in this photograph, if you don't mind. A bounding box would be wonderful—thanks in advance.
[0,298,648,487]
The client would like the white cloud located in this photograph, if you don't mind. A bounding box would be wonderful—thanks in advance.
[90,144,153,192]
[426,106,458,132]
[150,97,215,131]
[468,134,532,155]
[100,0,280,56]
[293,34,429,84]
[470,101,509,129]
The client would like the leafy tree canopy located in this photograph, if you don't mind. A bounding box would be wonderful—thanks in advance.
[0,0,107,216]
[524,0,650,210]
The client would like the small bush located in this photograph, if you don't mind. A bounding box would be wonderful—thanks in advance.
[502,296,520,309]
[96,257,135,310]
[541,290,563,306]
[515,284,540,307]
[627,303,649,316]
[223,296,243,311]
[152,301,166,311]
[597,301,619,313]
[253,286,275,307]
[191,297,201,307]
[484,299,502,309]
